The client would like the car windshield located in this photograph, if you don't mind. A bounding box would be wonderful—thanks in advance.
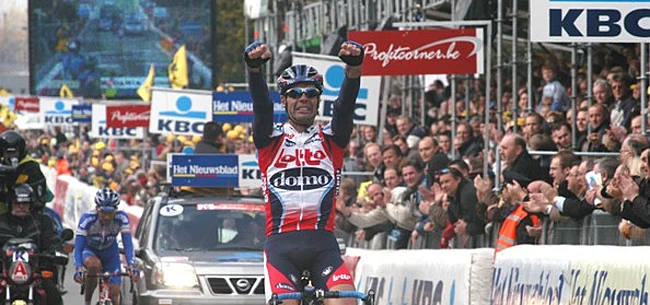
[154,203,266,252]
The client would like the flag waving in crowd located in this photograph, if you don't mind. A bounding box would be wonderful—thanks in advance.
[137,64,155,102]
[59,84,74,98]
[168,45,188,89]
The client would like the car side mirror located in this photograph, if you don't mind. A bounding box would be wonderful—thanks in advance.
[60,229,74,242]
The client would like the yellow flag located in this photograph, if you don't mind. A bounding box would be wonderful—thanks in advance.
[168,45,188,89]
[137,64,155,102]
[59,84,74,98]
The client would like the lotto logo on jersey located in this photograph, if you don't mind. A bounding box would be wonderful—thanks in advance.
[273,148,327,168]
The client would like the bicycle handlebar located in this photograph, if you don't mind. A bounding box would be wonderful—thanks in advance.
[273,289,374,303]
[80,272,134,295]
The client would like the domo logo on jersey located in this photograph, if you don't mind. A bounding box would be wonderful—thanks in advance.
[270,168,332,191]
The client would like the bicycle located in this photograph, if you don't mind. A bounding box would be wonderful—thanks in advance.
[80,271,134,305]
[268,270,375,305]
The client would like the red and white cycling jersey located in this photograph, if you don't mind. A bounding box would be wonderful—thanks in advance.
[257,122,345,235]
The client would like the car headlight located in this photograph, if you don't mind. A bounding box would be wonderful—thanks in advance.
[153,263,198,288]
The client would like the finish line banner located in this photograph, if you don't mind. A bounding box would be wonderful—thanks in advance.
[530,0,650,43]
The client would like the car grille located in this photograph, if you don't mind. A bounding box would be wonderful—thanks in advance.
[206,277,264,295]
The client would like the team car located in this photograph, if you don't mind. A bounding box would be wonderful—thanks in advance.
[123,191,266,305]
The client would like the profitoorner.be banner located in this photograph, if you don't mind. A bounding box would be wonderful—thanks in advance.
[105,104,151,128]
[91,104,145,140]
[348,28,485,76]
[167,153,261,188]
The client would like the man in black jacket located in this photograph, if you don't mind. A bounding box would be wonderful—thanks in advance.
[439,167,486,248]
[499,133,551,183]
[0,184,62,305]
[194,121,224,154]
[0,130,52,213]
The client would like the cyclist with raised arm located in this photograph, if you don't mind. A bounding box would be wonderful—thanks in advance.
[244,41,364,305]
[73,188,139,305]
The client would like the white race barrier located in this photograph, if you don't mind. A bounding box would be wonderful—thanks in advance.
[492,245,650,305]
[41,165,143,232]
[346,247,494,305]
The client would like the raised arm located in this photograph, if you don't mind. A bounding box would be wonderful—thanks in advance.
[331,41,364,148]
[244,42,275,149]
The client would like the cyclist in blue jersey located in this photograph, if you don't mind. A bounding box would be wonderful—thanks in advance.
[73,188,139,305]
[245,40,364,305]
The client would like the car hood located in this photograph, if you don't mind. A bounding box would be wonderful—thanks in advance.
[158,250,264,264]
[158,251,264,276]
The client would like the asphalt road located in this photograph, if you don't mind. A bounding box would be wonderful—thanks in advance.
[62,257,85,305]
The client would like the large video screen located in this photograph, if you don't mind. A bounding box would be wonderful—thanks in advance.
[29,0,213,99]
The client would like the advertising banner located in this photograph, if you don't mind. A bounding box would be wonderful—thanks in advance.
[530,0,650,42]
[0,96,15,111]
[149,89,213,136]
[14,96,40,113]
[348,28,484,75]
[91,104,145,139]
[106,104,151,128]
[212,91,286,123]
[355,249,493,305]
[292,53,381,126]
[39,97,79,126]
[168,154,240,187]
[492,245,650,304]
[71,104,92,123]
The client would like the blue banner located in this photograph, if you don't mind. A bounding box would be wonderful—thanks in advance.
[71,104,92,123]
[170,154,239,187]
[212,91,286,123]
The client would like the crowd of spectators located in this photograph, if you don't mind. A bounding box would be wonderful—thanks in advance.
[332,43,650,250]
[3,41,650,252]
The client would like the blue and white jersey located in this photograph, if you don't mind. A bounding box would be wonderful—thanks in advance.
[76,210,131,251]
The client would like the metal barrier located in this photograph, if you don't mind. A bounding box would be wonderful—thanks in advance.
[343,210,648,250]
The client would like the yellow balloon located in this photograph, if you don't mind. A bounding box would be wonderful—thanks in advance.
[166,133,175,143]
[222,123,232,132]
[191,135,201,143]
[226,130,238,139]
[233,125,245,134]
[95,141,105,150]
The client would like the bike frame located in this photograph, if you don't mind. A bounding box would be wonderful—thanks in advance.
[81,272,133,305]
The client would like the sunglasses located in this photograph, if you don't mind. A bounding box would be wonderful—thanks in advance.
[285,87,321,99]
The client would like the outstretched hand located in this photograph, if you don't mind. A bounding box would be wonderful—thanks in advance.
[244,42,272,68]
[338,41,364,66]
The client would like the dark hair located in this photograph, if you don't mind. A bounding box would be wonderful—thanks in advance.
[400,158,425,173]
[381,144,403,158]
[513,136,528,151]
[553,150,580,169]
[202,122,223,141]
[449,159,470,173]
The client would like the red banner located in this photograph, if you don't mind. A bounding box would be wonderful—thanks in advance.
[105,104,151,128]
[348,29,484,76]
[14,97,40,113]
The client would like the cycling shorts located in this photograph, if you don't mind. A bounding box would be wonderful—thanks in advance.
[263,230,354,301]
[81,243,122,285]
